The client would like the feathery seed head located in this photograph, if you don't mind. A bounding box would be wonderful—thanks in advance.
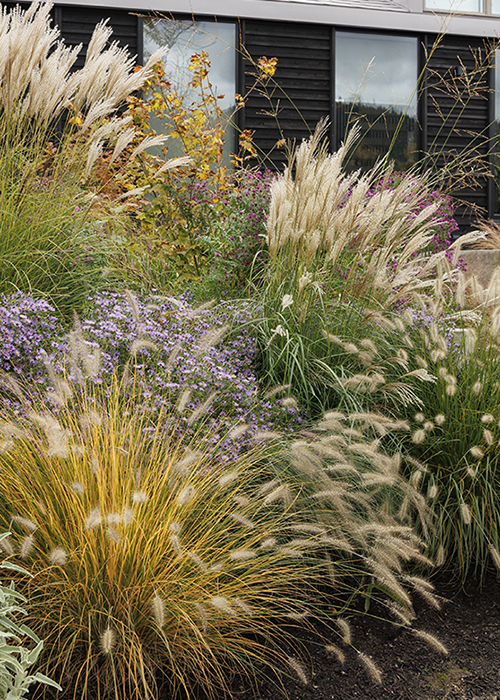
[106,513,121,526]
[488,544,500,571]
[430,349,447,362]
[482,414,495,423]
[460,501,472,525]
[336,618,351,645]
[151,593,165,628]
[428,484,439,499]
[360,338,377,354]
[177,485,196,507]
[233,495,250,507]
[100,626,116,655]
[230,512,255,528]
[325,644,346,664]
[358,652,382,684]
[228,424,250,439]
[436,545,445,567]
[469,446,484,459]
[106,527,120,543]
[132,490,149,504]
[483,429,494,446]
[435,414,446,425]
[412,629,448,655]
[412,429,426,445]
[85,507,101,529]
[195,325,229,356]
[416,355,428,369]
[169,534,182,556]
[446,383,457,396]
[219,471,240,488]
[194,603,208,633]
[20,534,34,559]
[287,657,308,685]
[0,535,14,556]
[187,551,208,572]
[12,516,37,532]
[176,389,191,413]
[233,598,253,616]
[210,596,235,616]
[229,549,257,561]
[49,547,67,565]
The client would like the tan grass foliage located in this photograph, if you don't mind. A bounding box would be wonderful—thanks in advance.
[0,1,188,185]
[265,120,472,307]
[0,377,329,700]
[0,362,446,696]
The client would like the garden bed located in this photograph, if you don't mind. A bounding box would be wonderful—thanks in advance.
[234,576,500,700]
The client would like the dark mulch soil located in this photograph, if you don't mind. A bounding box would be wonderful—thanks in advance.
[233,575,500,700]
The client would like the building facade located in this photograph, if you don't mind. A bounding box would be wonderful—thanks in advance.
[6,0,500,227]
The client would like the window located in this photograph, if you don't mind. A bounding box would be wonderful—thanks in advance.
[494,49,500,214]
[335,32,418,172]
[143,18,237,161]
[425,0,483,11]
[425,0,500,13]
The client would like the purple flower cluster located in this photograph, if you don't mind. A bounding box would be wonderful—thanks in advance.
[0,291,303,459]
[0,292,64,380]
[367,172,459,256]
[404,306,458,351]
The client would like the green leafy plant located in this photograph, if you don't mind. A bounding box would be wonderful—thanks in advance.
[0,536,60,699]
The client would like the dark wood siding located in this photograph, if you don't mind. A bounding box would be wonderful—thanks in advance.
[241,19,332,171]
[56,6,141,69]
[422,34,492,227]
[1,3,141,68]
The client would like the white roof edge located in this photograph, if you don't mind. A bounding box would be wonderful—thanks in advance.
[53,0,500,38]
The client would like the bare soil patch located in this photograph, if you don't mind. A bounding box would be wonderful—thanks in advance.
[234,575,500,700]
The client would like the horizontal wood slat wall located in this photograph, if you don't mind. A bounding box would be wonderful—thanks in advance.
[423,34,492,225]
[1,3,141,69]
[57,6,141,69]
[241,19,331,171]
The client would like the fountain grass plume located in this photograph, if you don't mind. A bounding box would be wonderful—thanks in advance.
[0,352,446,696]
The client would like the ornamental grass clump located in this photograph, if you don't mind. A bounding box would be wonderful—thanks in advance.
[0,377,322,700]
[0,1,185,315]
[0,353,445,697]
[397,270,500,581]
[265,120,464,309]
[253,121,476,420]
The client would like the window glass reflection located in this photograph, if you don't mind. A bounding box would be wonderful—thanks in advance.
[494,49,500,214]
[335,32,418,172]
[143,19,236,161]
[425,0,482,12]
